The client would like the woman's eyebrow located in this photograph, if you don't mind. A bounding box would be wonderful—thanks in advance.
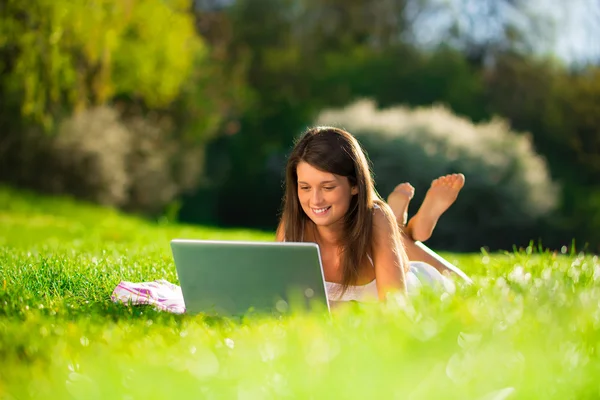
[297,180,337,185]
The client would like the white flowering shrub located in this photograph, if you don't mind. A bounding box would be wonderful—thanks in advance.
[3,106,205,215]
[121,114,204,214]
[52,106,132,207]
[315,99,560,250]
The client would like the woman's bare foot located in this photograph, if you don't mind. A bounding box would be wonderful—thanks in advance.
[408,174,465,242]
[386,183,415,227]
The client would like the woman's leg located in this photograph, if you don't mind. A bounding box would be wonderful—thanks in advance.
[405,174,465,242]
[386,182,415,228]
[387,174,472,284]
[406,260,457,293]
[387,174,465,242]
[401,235,472,284]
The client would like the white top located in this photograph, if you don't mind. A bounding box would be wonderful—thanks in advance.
[325,255,379,302]
[326,279,379,302]
[326,260,449,302]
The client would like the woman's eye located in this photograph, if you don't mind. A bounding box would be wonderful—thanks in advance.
[300,187,310,191]
[324,187,336,191]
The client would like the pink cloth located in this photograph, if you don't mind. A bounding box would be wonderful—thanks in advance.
[111,279,185,314]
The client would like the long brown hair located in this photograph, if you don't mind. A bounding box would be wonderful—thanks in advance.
[279,126,407,293]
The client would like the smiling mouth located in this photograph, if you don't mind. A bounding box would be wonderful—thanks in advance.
[311,206,331,216]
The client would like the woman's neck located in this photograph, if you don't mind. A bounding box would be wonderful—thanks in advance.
[314,223,343,247]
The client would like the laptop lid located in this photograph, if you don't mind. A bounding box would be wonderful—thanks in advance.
[170,239,330,316]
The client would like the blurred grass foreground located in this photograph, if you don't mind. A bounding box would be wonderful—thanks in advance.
[2,186,600,399]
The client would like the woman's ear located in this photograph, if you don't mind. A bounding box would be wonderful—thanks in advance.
[351,186,358,195]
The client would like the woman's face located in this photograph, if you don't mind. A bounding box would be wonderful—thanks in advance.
[296,161,358,228]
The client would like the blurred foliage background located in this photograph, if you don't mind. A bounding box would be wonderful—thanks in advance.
[1,0,599,252]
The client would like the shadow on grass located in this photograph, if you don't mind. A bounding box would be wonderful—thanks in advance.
[0,296,329,329]
[0,298,239,327]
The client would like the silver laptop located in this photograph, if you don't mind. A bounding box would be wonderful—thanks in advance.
[170,239,331,316]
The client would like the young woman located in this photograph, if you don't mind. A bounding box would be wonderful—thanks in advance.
[276,126,470,304]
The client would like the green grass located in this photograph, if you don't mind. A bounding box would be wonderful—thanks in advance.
[1,185,599,399]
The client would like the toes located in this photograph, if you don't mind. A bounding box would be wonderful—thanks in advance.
[432,176,449,187]
[394,182,413,190]
[432,174,465,189]
[393,183,415,197]
[451,173,466,189]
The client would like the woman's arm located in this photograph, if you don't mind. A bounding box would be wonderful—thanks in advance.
[371,206,408,300]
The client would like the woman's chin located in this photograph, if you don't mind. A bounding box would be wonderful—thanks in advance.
[308,215,345,229]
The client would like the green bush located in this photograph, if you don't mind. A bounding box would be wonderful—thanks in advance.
[315,99,561,251]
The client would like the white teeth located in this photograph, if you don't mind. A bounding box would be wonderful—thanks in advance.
[313,207,330,214]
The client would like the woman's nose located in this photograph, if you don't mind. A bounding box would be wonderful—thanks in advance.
[311,189,323,204]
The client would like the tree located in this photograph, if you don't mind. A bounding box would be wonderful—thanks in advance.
[0,0,203,130]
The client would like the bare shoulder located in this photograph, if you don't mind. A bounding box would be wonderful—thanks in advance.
[371,202,405,258]
[372,203,397,238]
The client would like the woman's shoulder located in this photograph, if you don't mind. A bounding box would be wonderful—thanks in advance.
[371,201,400,240]
[372,201,395,225]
